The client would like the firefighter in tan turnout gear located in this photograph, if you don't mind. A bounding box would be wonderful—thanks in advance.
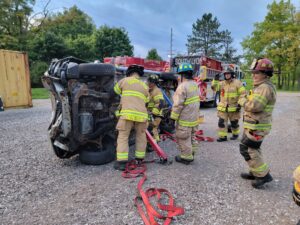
[170,63,200,164]
[238,58,276,188]
[147,74,165,142]
[113,65,149,171]
[292,165,300,207]
[211,67,246,142]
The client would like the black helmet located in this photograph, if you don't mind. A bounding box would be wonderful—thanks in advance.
[148,74,160,84]
[126,64,144,77]
[223,67,235,80]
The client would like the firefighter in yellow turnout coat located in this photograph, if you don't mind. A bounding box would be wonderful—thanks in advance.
[113,65,149,171]
[147,74,165,142]
[171,63,200,165]
[211,68,246,142]
[238,58,276,188]
[293,165,300,207]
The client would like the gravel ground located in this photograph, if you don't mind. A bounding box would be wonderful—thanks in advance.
[0,92,300,225]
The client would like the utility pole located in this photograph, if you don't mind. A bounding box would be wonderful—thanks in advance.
[169,28,173,67]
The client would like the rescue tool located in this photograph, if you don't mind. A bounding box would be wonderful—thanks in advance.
[146,130,170,163]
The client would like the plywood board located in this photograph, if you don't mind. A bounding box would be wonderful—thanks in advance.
[0,49,32,108]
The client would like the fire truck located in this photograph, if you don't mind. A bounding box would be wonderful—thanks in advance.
[104,56,168,72]
[172,55,244,107]
[104,55,243,107]
[172,55,222,106]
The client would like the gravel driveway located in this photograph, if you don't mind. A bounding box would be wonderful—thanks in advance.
[1,92,299,225]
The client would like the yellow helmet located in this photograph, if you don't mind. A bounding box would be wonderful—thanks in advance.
[294,165,300,183]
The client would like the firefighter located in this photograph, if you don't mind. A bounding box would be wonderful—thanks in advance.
[292,165,300,207]
[170,63,200,164]
[211,67,246,142]
[238,58,276,188]
[147,74,165,142]
[113,64,149,171]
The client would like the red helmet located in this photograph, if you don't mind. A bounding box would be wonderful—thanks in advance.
[250,58,274,75]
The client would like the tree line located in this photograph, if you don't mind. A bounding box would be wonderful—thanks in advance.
[1,1,299,90]
[185,1,299,91]
[186,13,240,64]
[0,1,167,87]
[0,1,136,87]
[0,1,244,87]
[241,0,300,90]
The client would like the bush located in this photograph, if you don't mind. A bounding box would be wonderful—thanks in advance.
[30,61,49,87]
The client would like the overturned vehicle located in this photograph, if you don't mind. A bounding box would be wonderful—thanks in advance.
[42,57,177,165]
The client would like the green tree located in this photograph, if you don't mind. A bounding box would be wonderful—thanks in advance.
[36,6,95,38]
[29,5,97,61]
[186,13,223,58]
[220,30,240,64]
[0,0,34,50]
[241,0,300,89]
[28,31,73,87]
[146,48,162,61]
[28,31,69,62]
[66,34,97,61]
[95,25,133,60]
[30,61,49,87]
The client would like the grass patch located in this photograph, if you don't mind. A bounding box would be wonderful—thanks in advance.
[31,88,50,99]
[242,78,253,91]
[242,77,300,92]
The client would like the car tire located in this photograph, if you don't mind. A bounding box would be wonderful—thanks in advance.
[79,137,115,165]
[79,63,115,78]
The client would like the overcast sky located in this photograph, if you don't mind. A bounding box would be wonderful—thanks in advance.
[34,0,299,60]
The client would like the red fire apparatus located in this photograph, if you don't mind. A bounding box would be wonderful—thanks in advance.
[171,55,223,106]
[104,56,168,72]
[104,55,243,107]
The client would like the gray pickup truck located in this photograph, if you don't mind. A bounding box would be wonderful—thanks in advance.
[42,57,177,165]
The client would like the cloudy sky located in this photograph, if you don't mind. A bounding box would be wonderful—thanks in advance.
[34,0,299,60]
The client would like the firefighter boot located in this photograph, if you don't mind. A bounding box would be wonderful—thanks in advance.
[251,173,273,189]
[135,158,144,165]
[114,161,127,171]
[217,137,227,142]
[240,172,255,180]
[146,143,154,152]
[230,135,239,140]
[175,155,193,165]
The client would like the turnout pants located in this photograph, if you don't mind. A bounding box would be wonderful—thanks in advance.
[116,119,147,162]
[175,125,198,161]
[217,111,241,138]
[239,128,270,177]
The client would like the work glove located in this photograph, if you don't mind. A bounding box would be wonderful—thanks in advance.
[236,104,241,112]
[214,73,220,81]
[238,97,247,107]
